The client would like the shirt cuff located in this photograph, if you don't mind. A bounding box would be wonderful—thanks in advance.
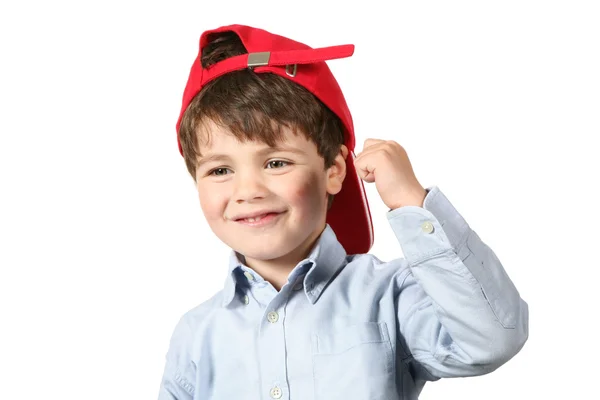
[386,186,470,265]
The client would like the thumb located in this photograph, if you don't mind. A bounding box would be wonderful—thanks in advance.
[355,162,376,183]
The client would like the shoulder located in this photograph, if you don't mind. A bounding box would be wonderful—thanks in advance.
[177,290,224,333]
[340,252,412,285]
[160,291,226,394]
[166,290,224,355]
[346,251,409,271]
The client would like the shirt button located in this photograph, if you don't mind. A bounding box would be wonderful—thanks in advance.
[270,386,282,399]
[244,271,255,281]
[421,221,434,234]
[293,282,303,291]
[267,311,279,323]
[243,295,249,305]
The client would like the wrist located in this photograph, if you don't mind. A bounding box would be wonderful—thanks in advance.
[389,188,427,209]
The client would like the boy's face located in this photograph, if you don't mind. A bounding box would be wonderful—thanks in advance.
[194,120,346,266]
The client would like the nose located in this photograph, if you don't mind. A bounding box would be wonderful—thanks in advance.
[233,171,268,203]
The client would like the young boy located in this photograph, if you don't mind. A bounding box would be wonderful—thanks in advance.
[158,24,528,400]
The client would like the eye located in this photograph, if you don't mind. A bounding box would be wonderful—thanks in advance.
[266,160,289,169]
[209,167,231,176]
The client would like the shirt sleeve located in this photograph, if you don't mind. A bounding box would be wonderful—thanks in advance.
[388,185,529,379]
[158,315,196,400]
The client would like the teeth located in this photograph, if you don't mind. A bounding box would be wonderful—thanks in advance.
[244,214,267,222]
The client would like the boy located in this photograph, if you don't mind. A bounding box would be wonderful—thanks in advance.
[158,24,528,400]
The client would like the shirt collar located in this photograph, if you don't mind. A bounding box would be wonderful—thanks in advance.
[221,224,347,307]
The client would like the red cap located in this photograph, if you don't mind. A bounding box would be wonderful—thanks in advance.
[176,24,373,254]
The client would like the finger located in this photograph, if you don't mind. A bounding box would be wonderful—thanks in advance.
[356,165,376,183]
[355,141,405,163]
[355,142,388,161]
[362,138,385,151]
[354,159,376,183]
[358,170,376,183]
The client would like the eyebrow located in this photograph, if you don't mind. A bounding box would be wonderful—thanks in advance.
[196,145,305,169]
[196,154,231,169]
[260,145,306,156]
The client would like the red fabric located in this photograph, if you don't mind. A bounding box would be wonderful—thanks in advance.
[176,24,374,254]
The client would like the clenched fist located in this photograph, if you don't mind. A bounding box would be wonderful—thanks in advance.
[354,139,427,209]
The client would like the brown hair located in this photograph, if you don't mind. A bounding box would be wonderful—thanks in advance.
[178,31,346,207]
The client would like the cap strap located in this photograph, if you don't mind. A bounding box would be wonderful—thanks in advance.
[268,44,355,65]
[201,44,354,84]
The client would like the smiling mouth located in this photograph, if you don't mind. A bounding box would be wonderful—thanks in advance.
[242,214,270,222]
[235,212,285,226]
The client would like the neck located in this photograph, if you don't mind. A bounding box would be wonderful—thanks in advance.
[242,224,326,291]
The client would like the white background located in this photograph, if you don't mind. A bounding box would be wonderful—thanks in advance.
[1,0,598,398]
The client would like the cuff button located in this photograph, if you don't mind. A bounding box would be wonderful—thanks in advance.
[421,221,434,234]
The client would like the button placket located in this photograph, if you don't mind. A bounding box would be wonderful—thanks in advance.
[256,287,295,400]
[267,311,279,323]
[270,386,282,399]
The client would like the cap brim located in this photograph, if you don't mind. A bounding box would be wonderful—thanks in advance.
[326,151,373,254]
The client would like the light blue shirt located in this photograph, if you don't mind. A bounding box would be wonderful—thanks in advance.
[158,186,528,399]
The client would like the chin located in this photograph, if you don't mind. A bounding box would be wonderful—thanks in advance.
[220,227,313,262]
[209,218,324,263]
[232,237,300,262]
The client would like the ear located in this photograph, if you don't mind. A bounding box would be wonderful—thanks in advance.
[326,145,348,196]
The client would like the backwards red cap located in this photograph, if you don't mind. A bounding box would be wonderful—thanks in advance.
[176,24,373,254]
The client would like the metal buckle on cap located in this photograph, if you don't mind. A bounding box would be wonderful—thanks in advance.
[285,64,297,77]
[247,52,270,67]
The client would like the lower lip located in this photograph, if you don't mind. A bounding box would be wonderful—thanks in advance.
[236,212,284,227]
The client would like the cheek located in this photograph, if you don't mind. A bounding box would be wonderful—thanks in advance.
[283,172,326,209]
[198,185,227,220]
